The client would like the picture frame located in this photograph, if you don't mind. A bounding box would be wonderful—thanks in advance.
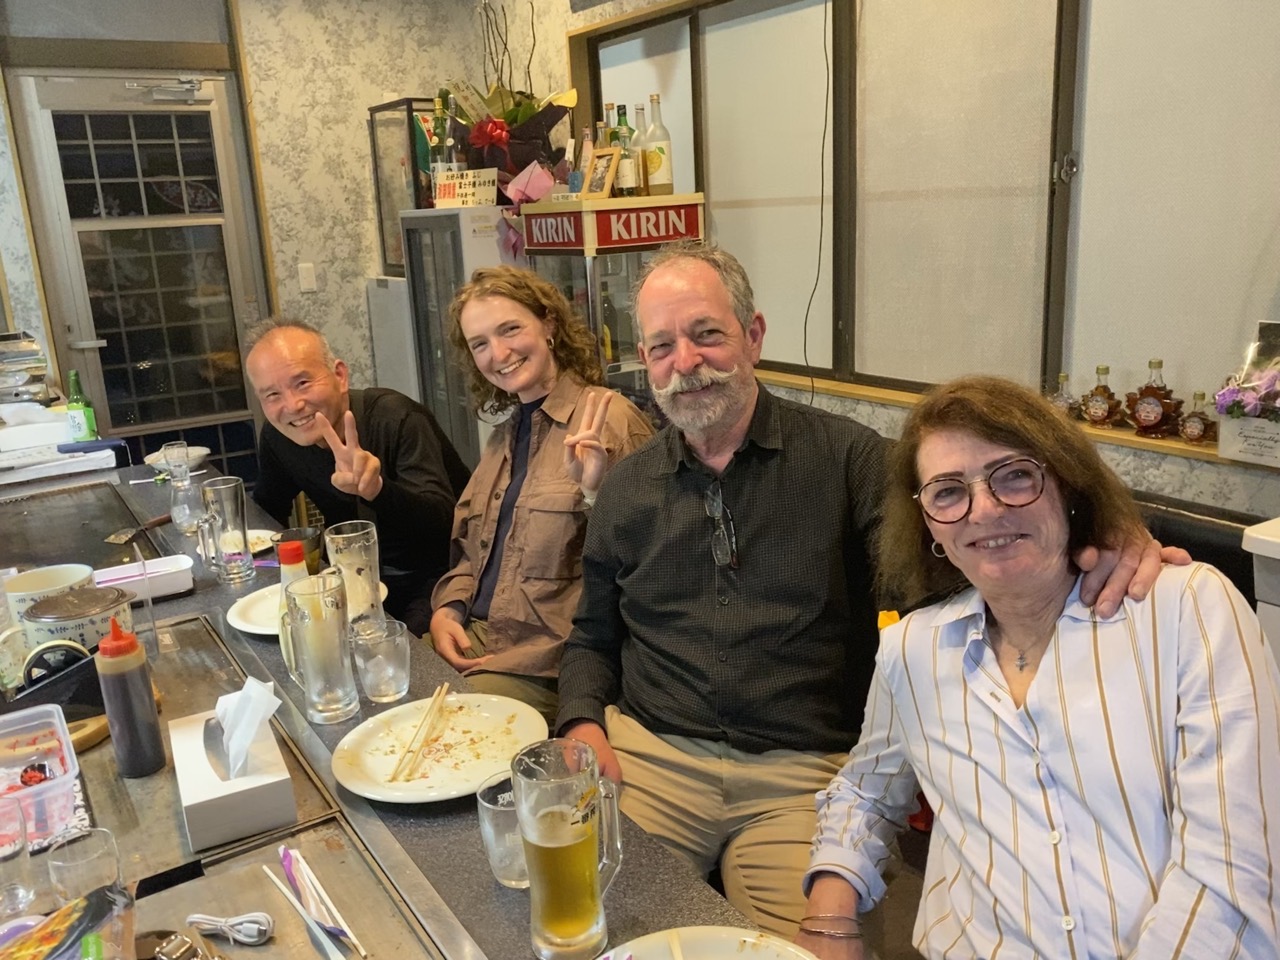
[580,147,621,199]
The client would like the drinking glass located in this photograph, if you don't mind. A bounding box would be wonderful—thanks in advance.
[477,771,530,889]
[198,476,256,584]
[46,827,121,905]
[286,573,359,724]
[512,739,622,960]
[0,798,33,919]
[323,520,384,630]
[351,619,411,703]
[162,441,201,535]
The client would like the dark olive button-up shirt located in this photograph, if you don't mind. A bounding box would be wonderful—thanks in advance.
[557,384,889,754]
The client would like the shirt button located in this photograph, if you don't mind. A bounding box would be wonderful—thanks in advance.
[480,539,489,549]
[1049,830,1061,845]
[717,652,728,662]
[717,596,729,605]
[493,491,501,500]
[1061,916,1075,931]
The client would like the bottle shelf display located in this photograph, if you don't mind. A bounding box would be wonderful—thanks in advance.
[521,193,705,423]
[368,97,437,277]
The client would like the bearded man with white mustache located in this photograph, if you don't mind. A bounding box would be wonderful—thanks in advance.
[552,240,1180,952]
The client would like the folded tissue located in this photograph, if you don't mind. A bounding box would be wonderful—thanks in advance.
[171,676,296,850]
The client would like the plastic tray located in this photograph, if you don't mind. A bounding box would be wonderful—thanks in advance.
[0,703,79,843]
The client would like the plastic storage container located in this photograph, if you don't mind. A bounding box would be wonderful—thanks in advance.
[0,703,79,843]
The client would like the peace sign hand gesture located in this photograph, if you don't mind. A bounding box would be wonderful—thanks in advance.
[318,410,384,501]
[563,390,613,499]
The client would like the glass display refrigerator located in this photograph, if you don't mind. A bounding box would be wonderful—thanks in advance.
[400,206,526,468]
[520,194,704,423]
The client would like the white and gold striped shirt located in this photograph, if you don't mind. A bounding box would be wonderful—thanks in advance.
[808,564,1280,958]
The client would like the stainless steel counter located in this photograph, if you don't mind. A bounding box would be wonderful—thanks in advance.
[6,465,743,959]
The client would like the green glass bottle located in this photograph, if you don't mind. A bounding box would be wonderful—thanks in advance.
[66,369,98,441]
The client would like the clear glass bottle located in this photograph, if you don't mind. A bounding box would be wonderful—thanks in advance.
[1048,372,1078,419]
[604,103,618,145]
[645,93,674,195]
[631,104,650,197]
[65,369,97,441]
[571,125,594,193]
[429,97,449,200]
[594,120,609,152]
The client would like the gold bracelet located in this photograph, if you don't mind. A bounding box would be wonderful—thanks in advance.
[802,914,860,923]
[798,926,864,940]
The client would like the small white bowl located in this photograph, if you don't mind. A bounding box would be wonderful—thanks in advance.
[144,445,211,471]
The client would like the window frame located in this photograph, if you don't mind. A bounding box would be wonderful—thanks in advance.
[568,0,1082,394]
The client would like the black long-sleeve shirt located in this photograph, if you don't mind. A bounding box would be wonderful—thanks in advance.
[555,384,889,754]
[253,388,471,581]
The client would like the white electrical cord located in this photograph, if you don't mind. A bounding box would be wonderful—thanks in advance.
[184,911,275,946]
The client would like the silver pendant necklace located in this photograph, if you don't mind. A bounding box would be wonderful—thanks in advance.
[1015,649,1028,672]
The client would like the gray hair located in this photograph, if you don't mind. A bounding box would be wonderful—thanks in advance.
[244,317,336,366]
[631,240,757,334]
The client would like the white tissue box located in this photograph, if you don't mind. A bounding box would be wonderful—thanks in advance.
[169,708,296,850]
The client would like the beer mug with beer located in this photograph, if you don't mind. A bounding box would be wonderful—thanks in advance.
[512,739,622,960]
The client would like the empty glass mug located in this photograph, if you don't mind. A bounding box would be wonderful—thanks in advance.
[197,476,256,584]
[512,739,622,960]
[285,572,359,724]
[323,520,383,629]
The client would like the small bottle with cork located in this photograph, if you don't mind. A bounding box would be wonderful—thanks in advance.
[1047,372,1080,420]
[1081,364,1127,428]
[1178,391,1218,444]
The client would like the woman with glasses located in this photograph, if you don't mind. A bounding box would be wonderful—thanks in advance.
[428,267,654,723]
[798,376,1280,959]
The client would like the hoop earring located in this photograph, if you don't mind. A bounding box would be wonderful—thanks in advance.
[931,541,947,558]
[546,337,554,350]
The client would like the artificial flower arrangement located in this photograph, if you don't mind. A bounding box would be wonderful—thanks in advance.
[1215,343,1280,422]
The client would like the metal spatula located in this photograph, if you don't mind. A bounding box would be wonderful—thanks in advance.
[104,512,170,544]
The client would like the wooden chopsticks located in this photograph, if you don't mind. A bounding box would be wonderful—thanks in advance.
[390,682,450,782]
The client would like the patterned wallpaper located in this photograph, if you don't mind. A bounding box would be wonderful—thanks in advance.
[0,81,50,361]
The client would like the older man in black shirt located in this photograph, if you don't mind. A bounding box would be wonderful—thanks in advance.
[556,242,1176,941]
[247,319,469,635]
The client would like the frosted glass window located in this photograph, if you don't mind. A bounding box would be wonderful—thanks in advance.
[853,1,1058,384]
[701,0,833,368]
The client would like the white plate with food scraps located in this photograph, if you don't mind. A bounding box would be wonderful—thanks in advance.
[331,693,547,803]
[196,528,277,558]
[599,927,819,960]
[225,580,389,635]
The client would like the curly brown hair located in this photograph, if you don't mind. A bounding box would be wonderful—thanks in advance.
[878,375,1146,606]
[447,266,605,416]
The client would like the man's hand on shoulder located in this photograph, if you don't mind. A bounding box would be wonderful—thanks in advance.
[562,719,623,783]
[1076,530,1192,618]
[319,410,384,501]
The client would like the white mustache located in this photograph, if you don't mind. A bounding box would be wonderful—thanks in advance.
[652,365,739,402]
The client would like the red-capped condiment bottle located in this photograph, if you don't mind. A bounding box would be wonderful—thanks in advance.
[96,617,165,777]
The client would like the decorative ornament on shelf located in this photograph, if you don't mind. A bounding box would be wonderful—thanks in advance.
[441,2,576,203]
[1215,342,1280,467]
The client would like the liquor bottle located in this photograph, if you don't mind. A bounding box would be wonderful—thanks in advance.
[614,131,638,198]
[614,104,635,145]
[604,103,618,145]
[600,281,618,364]
[645,93,674,195]
[571,125,594,194]
[65,369,98,441]
[631,104,650,197]
[1125,358,1182,438]
[1178,391,1217,444]
[430,97,449,199]
[1047,372,1079,420]
[446,95,468,170]
[595,121,609,152]
[1081,364,1125,428]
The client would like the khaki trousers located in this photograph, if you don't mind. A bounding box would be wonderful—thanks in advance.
[462,620,559,726]
[605,707,845,938]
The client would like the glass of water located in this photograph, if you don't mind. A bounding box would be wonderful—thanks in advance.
[46,827,121,905]
[0,797,33,919]
[477,771,529,888]
[351,619,410,703]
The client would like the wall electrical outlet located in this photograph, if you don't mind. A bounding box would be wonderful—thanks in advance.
[298,262,317,293]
